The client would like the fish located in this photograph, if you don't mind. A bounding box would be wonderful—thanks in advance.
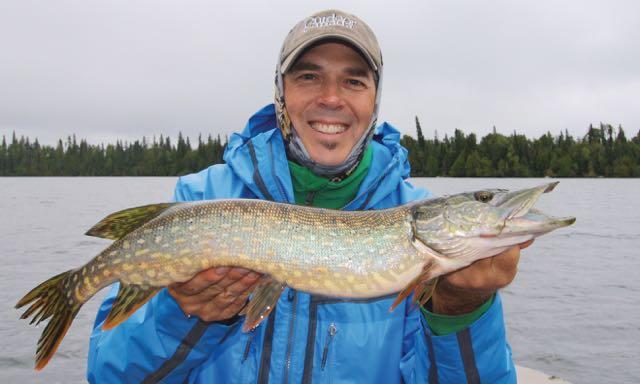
[16,181,575,370]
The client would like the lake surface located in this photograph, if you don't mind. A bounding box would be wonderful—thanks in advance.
[0,177,638,383]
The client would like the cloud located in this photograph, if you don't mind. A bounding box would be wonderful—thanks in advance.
[1,0,638,144]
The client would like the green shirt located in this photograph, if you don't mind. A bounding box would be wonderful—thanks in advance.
[421,295,494,336]
[288,147,490,335]
[289,146,373,209]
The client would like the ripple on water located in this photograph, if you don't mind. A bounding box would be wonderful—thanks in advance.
[561,231,639,241]
[0,357,32,369]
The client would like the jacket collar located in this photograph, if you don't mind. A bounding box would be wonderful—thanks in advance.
[223,104,413,210]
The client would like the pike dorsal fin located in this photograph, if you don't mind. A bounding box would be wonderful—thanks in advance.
[85,203,177,240]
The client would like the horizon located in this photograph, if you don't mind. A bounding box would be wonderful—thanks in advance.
[1,121,636,148]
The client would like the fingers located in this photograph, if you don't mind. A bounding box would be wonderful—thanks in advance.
[167,267,262,322]
[519,239,534,249]
[489,246,520,287]
[200,284,256,321]
[170,267,229,296]
[441,245,522,291]
[221,270,262,296]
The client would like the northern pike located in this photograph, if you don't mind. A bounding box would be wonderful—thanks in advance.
[16,182,575,370]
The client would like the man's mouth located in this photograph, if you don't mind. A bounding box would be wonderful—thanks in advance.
[309,121,348,135]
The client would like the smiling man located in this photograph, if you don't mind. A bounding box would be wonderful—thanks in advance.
[88,9,522,383]
[283,42,375,168]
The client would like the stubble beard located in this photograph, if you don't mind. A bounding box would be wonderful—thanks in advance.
[318,140,339,150]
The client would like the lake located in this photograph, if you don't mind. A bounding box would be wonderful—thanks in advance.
[0,177,637,383]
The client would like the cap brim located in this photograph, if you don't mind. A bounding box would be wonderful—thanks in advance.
[280,33,378,74]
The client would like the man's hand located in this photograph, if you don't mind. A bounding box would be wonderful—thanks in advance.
[168,267,261,322]
[430,240,534,315]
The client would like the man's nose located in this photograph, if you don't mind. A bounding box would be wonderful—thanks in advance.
[316,81,344,109]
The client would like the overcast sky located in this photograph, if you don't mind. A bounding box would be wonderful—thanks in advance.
[1,0,638,145]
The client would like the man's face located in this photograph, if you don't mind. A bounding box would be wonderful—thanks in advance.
[283,42,376,167]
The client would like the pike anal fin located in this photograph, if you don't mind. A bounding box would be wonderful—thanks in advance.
[102,284,160,330]
[241,279,285,332]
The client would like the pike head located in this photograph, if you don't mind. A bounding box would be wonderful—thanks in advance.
[410,182,576,266]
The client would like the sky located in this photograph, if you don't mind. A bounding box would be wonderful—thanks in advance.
[1,0,639,145]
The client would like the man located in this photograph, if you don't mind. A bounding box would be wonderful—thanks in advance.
[88,9,528,383]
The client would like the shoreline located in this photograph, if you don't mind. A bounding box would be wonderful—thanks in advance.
[517,365,571,383]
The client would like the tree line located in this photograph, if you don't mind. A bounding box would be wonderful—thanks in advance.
[401,119,640,177]
[0,133,225,176]
[1,121,639,177]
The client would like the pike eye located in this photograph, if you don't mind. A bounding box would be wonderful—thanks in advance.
[474,191,494,203]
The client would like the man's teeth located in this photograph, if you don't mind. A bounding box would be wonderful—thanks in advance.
[310,122,347,134]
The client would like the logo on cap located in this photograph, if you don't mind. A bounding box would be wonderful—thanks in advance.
[303,13,358,33]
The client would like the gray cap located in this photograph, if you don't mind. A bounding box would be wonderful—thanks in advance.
[279,9,382,74]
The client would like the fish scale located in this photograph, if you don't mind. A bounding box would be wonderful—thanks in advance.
[16,182,575,370]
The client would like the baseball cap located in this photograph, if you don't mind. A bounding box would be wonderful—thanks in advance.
[279,9,382,75]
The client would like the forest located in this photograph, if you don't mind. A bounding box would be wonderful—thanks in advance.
[1,121,638,177]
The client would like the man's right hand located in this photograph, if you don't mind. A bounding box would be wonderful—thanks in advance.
[167,267,262,322]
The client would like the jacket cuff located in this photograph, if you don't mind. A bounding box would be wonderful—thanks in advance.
[420,293,516,383]
[421,295,494,336]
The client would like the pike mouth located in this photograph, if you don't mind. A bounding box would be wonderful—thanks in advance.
[498,182,559,220]
[498,182,575,235]
[309,121,348,135]
[506,211,576,236]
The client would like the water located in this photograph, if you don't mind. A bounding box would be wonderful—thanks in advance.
[0,177,638,383]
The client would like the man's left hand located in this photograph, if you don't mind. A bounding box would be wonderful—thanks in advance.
[430,240,534,315]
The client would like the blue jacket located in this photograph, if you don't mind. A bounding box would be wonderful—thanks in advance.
[87,104,516,383]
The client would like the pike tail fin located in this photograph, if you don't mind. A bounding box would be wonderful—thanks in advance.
[240,279,285,332]
[15,270,82,370]
[102,284,160,330]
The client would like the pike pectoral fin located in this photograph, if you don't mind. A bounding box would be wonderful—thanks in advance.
[415,278,438,308]
[102,284,160,330]
[241,279,286,332]
[85,203,178,240]
[389,263,438,312]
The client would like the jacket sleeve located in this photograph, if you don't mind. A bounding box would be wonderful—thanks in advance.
[400,293,517,383]
[86,173,241,383]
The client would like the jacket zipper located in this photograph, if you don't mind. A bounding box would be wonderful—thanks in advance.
[257,309,276,383]
[304,191,316,206]
[283,290,298,383]
[241,329,255,363]
[301,296,319,384]
[320,323,337,371]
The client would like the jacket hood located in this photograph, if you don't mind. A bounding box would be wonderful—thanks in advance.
[223,104,414,209]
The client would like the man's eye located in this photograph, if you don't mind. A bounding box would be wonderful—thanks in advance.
[298,73,317,81]
[346,79,365,87]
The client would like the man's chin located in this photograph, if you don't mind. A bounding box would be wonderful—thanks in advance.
[310,151,348,167]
